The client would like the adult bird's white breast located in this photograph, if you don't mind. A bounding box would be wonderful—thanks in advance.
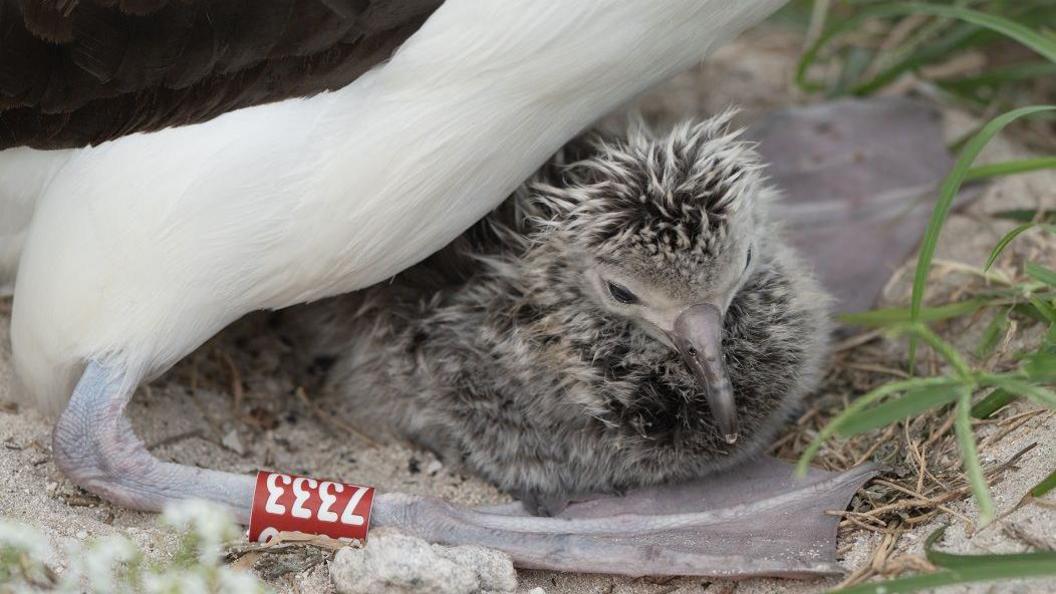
[7,0,788,412]
[0,148,71,296]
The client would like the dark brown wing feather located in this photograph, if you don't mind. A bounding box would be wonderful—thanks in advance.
[0,0,441,149]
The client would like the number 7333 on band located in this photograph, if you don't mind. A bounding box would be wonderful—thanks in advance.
[248,470,376,543]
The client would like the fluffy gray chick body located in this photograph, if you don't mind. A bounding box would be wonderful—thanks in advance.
[316,114,832,513]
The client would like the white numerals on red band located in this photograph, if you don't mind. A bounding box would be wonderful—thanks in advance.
[248,471,375,543]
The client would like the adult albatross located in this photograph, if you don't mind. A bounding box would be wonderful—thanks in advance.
[0,0,884,578]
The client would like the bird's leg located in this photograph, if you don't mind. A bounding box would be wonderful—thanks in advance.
[53,363,873,577]
[52,361,255,521]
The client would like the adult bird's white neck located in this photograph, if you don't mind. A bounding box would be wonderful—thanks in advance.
[9,0,787,412]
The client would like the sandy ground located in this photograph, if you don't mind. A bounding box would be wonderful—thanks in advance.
[2,25,1055,593]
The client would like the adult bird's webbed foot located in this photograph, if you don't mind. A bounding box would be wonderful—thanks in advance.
[750,96,983,314]
[377,457,876,577]
[52,360,256,521]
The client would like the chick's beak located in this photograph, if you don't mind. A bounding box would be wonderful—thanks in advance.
[671,303,738,444]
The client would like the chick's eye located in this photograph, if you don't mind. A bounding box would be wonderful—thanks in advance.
[744,247,752,271]
[607,281,639,305]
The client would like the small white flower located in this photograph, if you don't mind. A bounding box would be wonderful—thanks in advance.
[0,520,52,560]
[140,569,210,594]
[2,505,267,594]
[216,566,265,594]
[161,500,240,566]
[83,534,139,593]
[56,540,89,594]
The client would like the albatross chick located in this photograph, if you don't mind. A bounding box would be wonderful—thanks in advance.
[315,114,832,515]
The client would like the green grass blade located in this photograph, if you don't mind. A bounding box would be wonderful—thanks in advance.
[925,525,1056,569]
[835,524,1056,592]
[831,555,1056,593]
[903,323,973,379]
[991,209,1056,224]
[923,526,972,569]
[965,156,1056,182]
[1031,469,1056,498]
[985,223,1036,270]
[982,375,1056,409]
[795,376,955,476]
[974,309,1009,357]
[925,524,1056,572]
[910,105,1056,368]
[938,61,1056,94]
[797,4,1056,93]
[1013,302,1055,323]
[970,388,1017,419]
[851,21,986,96]
[955,386,994,524]
[840,300,987,327]
[923,526,953,566]
[1028,297,1056,323]
[837,382,960,437]
[796,4,943,93]
[894,3,1056,63]
[1025,262,1056,287]
[831,46,876,96]
[1025,350,1056,382]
